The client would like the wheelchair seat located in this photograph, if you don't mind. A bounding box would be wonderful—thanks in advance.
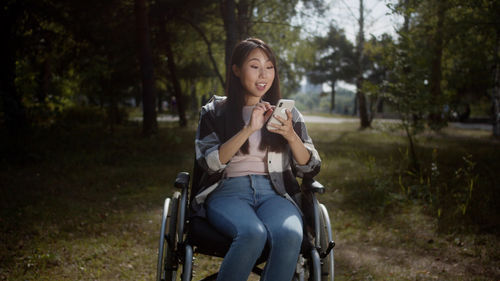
[187,216,230,257]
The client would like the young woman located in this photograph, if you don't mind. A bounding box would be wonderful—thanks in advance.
[193,38,321,281]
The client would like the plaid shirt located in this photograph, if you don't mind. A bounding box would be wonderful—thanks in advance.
[192,95,321,216]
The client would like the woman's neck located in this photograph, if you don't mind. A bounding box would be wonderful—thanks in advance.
[244,96,260,106]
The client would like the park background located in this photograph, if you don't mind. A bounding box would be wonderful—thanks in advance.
[1,0,499,280]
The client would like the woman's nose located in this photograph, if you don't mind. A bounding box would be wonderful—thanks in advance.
[259,68,267,78]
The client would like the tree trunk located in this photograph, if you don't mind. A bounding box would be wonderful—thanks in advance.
[190,80,198,114]
[1,3,27,136]
[377,97,384,113]
[221,0,239,78]
[356,0,370,128]
[330,80,337,113]
[157,90,163,113]
[134,0,158,136]
[107,89,118,133]
[357,81,370,127]
[428,0,446,130]
[236,0,251,39]
[164,32,187,127]
[220,0,254,83]
[493,30,500,137]
[353,92,358,116]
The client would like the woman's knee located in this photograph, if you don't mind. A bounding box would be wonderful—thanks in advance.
[286,226,303,245]
[271,222,303,249]
[236,223,267,247]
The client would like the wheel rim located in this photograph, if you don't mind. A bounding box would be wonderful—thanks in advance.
[319,203,334,281]
[157,198,171,281]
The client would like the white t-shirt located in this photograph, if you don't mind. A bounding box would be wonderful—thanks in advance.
[224,105,268,178]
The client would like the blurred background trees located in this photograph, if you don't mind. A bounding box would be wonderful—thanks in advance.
[1,0,499,136]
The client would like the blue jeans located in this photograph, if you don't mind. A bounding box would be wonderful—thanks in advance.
[206,175,303,281]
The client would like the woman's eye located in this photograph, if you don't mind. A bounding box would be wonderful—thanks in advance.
[267,66,274,70]
[251,65,259,69]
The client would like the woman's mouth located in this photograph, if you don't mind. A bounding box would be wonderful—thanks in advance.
[256,82,267,91]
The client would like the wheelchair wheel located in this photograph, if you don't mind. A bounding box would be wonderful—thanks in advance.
[157,192,181,281]
[319,203,334,281]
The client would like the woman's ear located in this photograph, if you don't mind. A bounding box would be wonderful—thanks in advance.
[232,64,240,77]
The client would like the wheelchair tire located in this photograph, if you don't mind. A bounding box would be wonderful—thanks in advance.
[319,204,334,281]
[157,192,181,281]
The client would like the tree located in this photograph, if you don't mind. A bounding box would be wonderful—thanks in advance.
[0,0,327,135]
[427,0,448,130]
[135,0,158,135]
[363,34,394,121]
[356,0,371,128]
[307,25,356,113]
[220,0,245,75]
[1,1,34,135]
[163,30,188,127]
[212,0,314,97]
[443,0,500,136]
[494,32,500,136]
[383,0,429,171]
[150,0,195,127]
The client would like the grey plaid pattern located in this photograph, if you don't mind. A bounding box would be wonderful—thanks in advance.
[192,95,321,216]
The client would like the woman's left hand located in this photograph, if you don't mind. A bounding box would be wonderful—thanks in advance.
[269,109,311,165]
[268,109,298,143]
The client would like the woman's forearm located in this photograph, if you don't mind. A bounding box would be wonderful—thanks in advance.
[288,133,311,165]
[219,125,254,164]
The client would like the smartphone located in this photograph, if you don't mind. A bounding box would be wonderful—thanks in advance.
[266,99,295,131]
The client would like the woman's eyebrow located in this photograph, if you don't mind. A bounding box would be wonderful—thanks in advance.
[248,57,272,63]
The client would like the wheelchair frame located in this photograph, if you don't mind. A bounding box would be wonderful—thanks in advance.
[157,172,335,281]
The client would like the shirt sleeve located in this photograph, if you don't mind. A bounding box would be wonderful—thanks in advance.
[195,102,227,175]
[290,108,321,178]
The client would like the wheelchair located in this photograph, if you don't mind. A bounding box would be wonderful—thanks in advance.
[156,166,335,281]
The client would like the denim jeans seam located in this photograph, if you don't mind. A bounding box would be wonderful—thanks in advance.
[260,223,273,281]
[249,175,257,205]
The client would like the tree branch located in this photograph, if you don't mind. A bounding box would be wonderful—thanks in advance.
[180,17,226,89]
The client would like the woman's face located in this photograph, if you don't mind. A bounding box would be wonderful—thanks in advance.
[233,48,275,105]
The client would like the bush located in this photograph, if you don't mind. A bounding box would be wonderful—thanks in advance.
[397,148,490,233]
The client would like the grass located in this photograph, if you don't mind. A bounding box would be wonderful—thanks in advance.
[1,120,499,280]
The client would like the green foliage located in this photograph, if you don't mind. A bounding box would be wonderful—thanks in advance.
[292,87,355,114]
[384,0,499,129]
[300,25,356,112]
[4,0,499,136]
[307,25,356,85]
[396,146,488,233]
[311,119,498,234]
[1,0,330,132]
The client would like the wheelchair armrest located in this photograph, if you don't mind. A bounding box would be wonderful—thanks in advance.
[301,178,325,194]
[175,172,190,189]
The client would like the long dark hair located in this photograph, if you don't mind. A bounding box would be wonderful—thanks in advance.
[225,38,286,153]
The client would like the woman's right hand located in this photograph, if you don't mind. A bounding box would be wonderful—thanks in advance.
[248,102,274,132]
[219,102,273,164]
